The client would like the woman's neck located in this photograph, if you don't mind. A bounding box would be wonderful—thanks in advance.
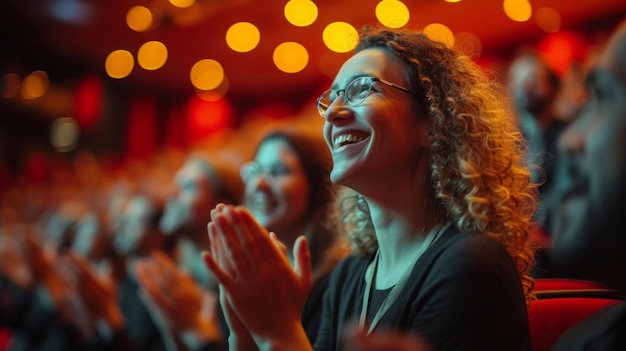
[366,199,439,288]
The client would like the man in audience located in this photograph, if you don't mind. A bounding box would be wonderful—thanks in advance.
[507,50,566,226]
[548,18,626,350]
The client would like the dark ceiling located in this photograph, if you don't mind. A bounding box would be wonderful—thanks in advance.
[3,0,626,108]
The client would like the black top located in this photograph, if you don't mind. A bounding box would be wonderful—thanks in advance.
[314,226,531,351]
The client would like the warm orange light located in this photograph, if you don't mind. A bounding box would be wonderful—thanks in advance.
[190,59,225,91]
[424,23,455,48]
[284,0,318,27]
[126,5,153,32]
[273,42,309,73]
[504,0,532,22]
[170,0,195,8]
[376,0,410,28]
[21,71,49,100]
[226,22,260,53]
[137,41,168,70]
[105,50,134,78]
[323,22,358,53]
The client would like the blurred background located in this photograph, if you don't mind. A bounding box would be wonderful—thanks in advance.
[1,0,626,186]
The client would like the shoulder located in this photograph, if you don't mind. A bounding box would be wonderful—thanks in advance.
[422,227,519,286]
[435,227,510,265]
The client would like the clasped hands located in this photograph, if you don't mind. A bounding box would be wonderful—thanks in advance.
[202,204,313,349]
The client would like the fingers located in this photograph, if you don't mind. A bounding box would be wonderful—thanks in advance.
[293,236,312,291]
[270,232,288,257]
[201,251,236,291]
[234,206,283,264]
[342,321,432,351]
[210,205,253,274]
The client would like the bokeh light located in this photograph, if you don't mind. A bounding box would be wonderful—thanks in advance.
[105,50,134,78]
[195,77,229,101]
[323,22,358,53]
[284,0,318,27]
[190,59,225,91]
[504,0,532,22]
[273,42,309,73]
[137,41,168,70]
[226,22,260,53]
[170,0,195,8]
[50,117,80,153]
[376,0,410,29]
[126,5,153,32]
[21,70,49,100]
[424,23,455,48]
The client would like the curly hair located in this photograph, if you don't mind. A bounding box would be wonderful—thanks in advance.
[341,27,538,299]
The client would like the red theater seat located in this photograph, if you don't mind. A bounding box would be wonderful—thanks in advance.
[528,296,621,351]
[533,278,606,291]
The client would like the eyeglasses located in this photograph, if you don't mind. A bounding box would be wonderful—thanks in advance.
[240,161,292,182]
[316,76,414,117]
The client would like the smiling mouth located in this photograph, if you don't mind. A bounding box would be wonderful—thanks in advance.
[334,133,367,149]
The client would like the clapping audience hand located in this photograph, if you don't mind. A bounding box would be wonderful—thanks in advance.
[134,251,222,349]
[0,229,35,289]
[203,204,312,350]
[64,251,125,332]
[342,323,432,351]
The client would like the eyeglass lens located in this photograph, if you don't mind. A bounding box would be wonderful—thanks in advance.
[317,77,373,116]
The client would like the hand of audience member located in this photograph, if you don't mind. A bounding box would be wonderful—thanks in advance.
[0,229,35,289]
[134,251,221,348]
[342,323,433,351]
[64,251,125,331]
[21,228,68,304]
[202,204,312,350]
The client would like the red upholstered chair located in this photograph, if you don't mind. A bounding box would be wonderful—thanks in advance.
[533,278,607,291]
[528,296,621,351]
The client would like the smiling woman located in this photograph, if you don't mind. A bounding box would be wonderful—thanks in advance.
[202,25,537,351]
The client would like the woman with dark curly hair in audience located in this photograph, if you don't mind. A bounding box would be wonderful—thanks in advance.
[203,26,537,351]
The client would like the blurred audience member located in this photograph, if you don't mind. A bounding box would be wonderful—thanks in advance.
[548,18,626,351]
[507,51,567,227]
[159,154,243,291]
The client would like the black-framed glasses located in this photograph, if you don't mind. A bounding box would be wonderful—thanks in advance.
[316,76,414,117]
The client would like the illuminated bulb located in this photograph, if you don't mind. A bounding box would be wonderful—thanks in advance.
[284,0,318,27]
[106,50,134,78]
[226,22,260,53]
[190,59,224,91]
[503,0,532,22]
[376,0,410,28]
[274,42,309,73]
[323,22,358,53]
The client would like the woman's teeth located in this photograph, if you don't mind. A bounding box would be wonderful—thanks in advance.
[334,134,364,148]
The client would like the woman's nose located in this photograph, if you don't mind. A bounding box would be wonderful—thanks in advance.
[323,94,352,124]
